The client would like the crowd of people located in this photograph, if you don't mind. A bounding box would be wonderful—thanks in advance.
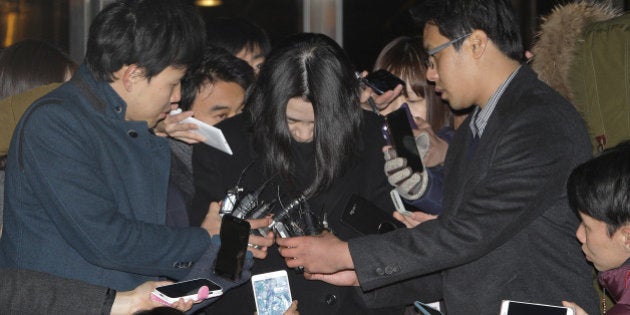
[0,0,628,314]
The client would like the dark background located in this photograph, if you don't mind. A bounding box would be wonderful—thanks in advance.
[0,0,628,70]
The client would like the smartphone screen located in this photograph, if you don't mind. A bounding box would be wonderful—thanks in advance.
[362,69,406,95]
[385,105,424,173]
[156,278,222,299]
[500,300,574,315]
[252,270,292,315]
[214,215,251,281]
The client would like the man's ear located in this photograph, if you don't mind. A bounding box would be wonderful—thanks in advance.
[121,64,143,92]
[469,30,489,60]
[620,225,630,251]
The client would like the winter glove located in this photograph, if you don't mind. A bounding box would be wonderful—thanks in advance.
[384,133,429,200]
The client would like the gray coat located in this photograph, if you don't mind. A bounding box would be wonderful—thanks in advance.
[349,67,599,314]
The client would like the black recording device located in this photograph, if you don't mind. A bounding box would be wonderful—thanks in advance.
[214,215,251,281]
[361,69,406,95]
[384,104,424,173]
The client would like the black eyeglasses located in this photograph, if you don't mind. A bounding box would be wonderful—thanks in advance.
[423,33,472,70]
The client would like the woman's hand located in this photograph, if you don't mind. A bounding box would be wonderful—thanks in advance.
[358,70,403,113]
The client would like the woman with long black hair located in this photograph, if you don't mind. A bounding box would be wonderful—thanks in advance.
[191,33,401,314]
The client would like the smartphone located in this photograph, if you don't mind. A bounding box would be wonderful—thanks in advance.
[384,104,423,173]
[340,194,404,235]
[362,69,406,95]
[214,215,251,281]
[252,270,292,315]
[151,278,223,306]
[499,300,575,315]
[390,189,412,216]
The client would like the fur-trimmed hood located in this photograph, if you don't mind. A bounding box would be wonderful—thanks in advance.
[530,1,621,102]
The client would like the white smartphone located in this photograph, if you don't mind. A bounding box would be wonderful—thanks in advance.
[391,189,412,216]
[251,270,292,315]
[500,300,575,315]
[150,278,223,306]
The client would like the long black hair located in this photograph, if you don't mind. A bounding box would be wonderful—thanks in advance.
[248,33,362,197]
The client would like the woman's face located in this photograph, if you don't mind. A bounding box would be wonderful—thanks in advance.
[286,97,315,143]
[576,212,630,271]
[383,75,427,120]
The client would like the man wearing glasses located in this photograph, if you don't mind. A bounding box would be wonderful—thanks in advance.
[275,0,599,313]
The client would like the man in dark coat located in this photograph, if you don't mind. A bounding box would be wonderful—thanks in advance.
[277,0,599,313]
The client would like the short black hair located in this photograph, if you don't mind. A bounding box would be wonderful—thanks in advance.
[85,0,206,82]
[411,0,524,62]
[567,140,630,235]
[179,46,256,111]
[205,17,271,57]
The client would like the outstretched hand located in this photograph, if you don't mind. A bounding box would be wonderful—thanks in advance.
[304,270,360,287]
[276,231,353,274]
[357,71,404,113]
[200,201,274,259]
[393,210,438,228]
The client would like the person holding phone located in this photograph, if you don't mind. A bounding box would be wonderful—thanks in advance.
[0,268,193,314]
[192,33,402,314]
[276,0,598,313]
[364,36,471,218]
[561,140,630,315]
[0,0,270,299]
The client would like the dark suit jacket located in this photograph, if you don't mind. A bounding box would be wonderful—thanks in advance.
[0,268,112,314]
[348,67,599,314]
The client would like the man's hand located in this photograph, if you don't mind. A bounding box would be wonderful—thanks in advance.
[276,231,353,274]
[201,202,222,236]
[154,106,205,144]
[304,270,360,287]
[393,211,438,228]
[384,147,427,200]
[246,216,274,259]
[200,202,274,259]
[112,281,194,314]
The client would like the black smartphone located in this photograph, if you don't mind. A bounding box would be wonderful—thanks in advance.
[340,194,404,235]
[214,215,251,281]
[362,69,406,95]
[384,104,424,173]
